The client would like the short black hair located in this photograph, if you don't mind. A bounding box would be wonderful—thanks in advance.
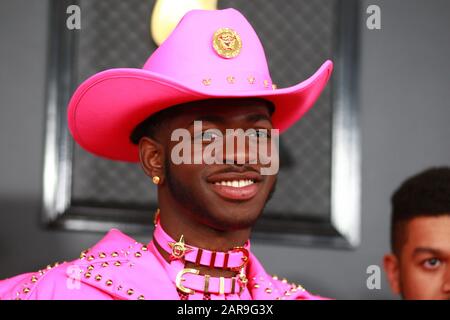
[130,98,275,144]
[390,167,450,254]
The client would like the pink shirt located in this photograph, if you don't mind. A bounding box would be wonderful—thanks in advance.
[0,228,326,300]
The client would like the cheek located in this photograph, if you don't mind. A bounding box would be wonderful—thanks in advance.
[262,174,277,192]
[400,264,441,299]
[167,163,210,198]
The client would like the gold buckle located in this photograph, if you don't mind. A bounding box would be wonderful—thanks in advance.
[229,246,249,272]
[175,268,199,294]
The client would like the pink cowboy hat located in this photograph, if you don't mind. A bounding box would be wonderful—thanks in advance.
[67,8,333,162]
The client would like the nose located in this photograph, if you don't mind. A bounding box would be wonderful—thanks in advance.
[222,130,255,165]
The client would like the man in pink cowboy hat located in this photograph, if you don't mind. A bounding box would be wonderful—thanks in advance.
[0,8,332,300]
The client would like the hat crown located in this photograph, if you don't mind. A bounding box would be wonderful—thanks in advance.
[67,8,333,162]
[143,8,274,91]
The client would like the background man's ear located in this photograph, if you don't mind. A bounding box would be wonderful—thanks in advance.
[383,254,401,295]
[138,136,165,184]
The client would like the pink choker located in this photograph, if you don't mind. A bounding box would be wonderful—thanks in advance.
[152,210,250,271]
[152,209,251,295]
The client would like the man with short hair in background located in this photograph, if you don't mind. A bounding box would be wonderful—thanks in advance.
[384,167,450,300]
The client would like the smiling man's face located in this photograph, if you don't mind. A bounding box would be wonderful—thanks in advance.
[143,98,278,231]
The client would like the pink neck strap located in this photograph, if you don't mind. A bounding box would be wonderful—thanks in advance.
[152,213,251,272]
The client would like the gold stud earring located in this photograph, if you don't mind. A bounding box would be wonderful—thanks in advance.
[152,176,160,185]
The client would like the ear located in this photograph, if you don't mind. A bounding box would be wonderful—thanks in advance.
[383,253,401,295]
[138,136,165,185]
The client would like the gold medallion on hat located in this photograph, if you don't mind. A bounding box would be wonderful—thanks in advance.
[212,28,242,59]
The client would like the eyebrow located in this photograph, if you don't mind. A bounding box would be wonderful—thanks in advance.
[245,113,272,123]
[412,247,443,256]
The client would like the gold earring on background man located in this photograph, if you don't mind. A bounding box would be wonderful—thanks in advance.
[152,176,161,185]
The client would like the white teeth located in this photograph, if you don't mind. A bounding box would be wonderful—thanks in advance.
[214,180,255,187]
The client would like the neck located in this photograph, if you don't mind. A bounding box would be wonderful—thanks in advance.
[154,196,251,278]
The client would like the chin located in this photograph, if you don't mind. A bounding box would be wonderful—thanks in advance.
[205,204,263,231]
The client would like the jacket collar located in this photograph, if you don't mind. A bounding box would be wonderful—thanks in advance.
[73,228,311,300]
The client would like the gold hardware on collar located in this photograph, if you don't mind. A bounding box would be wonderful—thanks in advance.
[168,235,194,261]
[238,267,248,294]
[176,268,200,294]
[229,246,249,271]
[231,277,236,294]
[219,276,225,295]
[204,274,210,294]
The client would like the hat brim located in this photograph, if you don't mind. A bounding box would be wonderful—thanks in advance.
[68,60,333,162]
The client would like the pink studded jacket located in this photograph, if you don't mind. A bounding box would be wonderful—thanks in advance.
[0,228,325,300]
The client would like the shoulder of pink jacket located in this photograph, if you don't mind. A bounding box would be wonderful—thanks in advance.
[248,273,329,300]
[245,251,330,300]
[0,228,144,300]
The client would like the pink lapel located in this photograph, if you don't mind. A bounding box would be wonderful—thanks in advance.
[75,229,179,300]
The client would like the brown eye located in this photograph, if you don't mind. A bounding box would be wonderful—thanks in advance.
[247,129,270,139]
[202,131,220,140]
[422,258,441,270]
[194,130,221,143]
